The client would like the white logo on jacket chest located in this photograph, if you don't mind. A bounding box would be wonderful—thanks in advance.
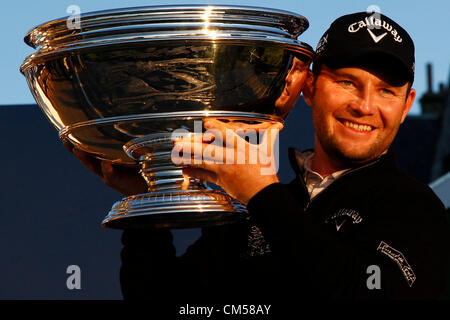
[325,208,363,231]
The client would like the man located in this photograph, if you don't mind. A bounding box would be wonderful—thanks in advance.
[69,12,449,300]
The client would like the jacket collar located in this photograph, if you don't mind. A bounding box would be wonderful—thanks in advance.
[288,147,399,179]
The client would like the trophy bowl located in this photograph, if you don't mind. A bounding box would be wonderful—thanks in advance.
[20,5,314,229]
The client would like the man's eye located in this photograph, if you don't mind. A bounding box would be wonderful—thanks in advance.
[381,88,394,95]
[292,65,305,73]
[339,80,354,87]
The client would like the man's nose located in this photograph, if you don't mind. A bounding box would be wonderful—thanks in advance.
[285,70,293,86]
[348,88,377,116]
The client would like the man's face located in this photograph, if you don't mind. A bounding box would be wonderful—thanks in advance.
[304,65,416,165]
[275,57,310,118]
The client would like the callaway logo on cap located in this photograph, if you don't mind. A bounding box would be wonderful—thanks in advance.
[314,12,415,83]
[347,15,403,43]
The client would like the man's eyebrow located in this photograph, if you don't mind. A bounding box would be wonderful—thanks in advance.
[327,69,402,88]
[330,70,359,80]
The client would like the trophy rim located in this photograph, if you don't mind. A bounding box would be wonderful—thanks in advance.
[20,4,314,73]
[24,4,310,44]
[58,111,284,135]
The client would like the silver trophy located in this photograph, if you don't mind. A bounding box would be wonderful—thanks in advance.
[20,5,313,229]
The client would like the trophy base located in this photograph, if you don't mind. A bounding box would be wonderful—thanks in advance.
[101,189,248,229]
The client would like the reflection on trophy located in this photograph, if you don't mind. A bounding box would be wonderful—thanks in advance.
[20,5,314,229]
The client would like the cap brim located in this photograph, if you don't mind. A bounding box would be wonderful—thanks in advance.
[316,48,414,84]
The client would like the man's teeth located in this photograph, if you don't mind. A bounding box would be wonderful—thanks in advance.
[343,121,373,132]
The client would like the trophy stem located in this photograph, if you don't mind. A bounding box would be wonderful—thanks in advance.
[139,151,206,193]
[101,133,248,229]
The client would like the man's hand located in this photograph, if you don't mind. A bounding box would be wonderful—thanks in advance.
[172,119,283,205]
[63,141,147,196]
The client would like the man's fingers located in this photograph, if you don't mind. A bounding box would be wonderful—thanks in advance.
[101,161,114,179]
[174,119,282,151]
[205,118,279,132]
[173,139,229,165]
[72,147,103,177]
[100,161,124,187]
[62,140,74,153]
[172,121,283,177]
[100,161,148,196]
[182,167,218,184]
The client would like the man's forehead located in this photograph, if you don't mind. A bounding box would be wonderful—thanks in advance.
[292,57,310,68]
[320,54,410,87]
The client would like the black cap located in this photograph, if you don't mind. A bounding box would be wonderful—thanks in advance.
[314,12,415,83]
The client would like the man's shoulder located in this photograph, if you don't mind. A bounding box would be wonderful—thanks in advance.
[377,167,444,210]
[343,150,444,210]
[359,166,448,246]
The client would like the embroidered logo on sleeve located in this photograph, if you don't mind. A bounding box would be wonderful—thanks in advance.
[377,241,416,287]
[245,225,271,257]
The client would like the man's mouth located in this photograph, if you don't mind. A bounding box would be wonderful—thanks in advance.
[340,119,375,132]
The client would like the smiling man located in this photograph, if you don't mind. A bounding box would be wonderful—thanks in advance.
[174,12,449,299]
[304,60,415,175]
[251,12,449,299]
[304,12,416,176]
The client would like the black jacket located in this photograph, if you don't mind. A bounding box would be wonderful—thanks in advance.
[120,148,450,301]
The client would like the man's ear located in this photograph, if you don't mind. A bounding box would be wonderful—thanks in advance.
[302,70,315,107]
[400,88,416,124]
